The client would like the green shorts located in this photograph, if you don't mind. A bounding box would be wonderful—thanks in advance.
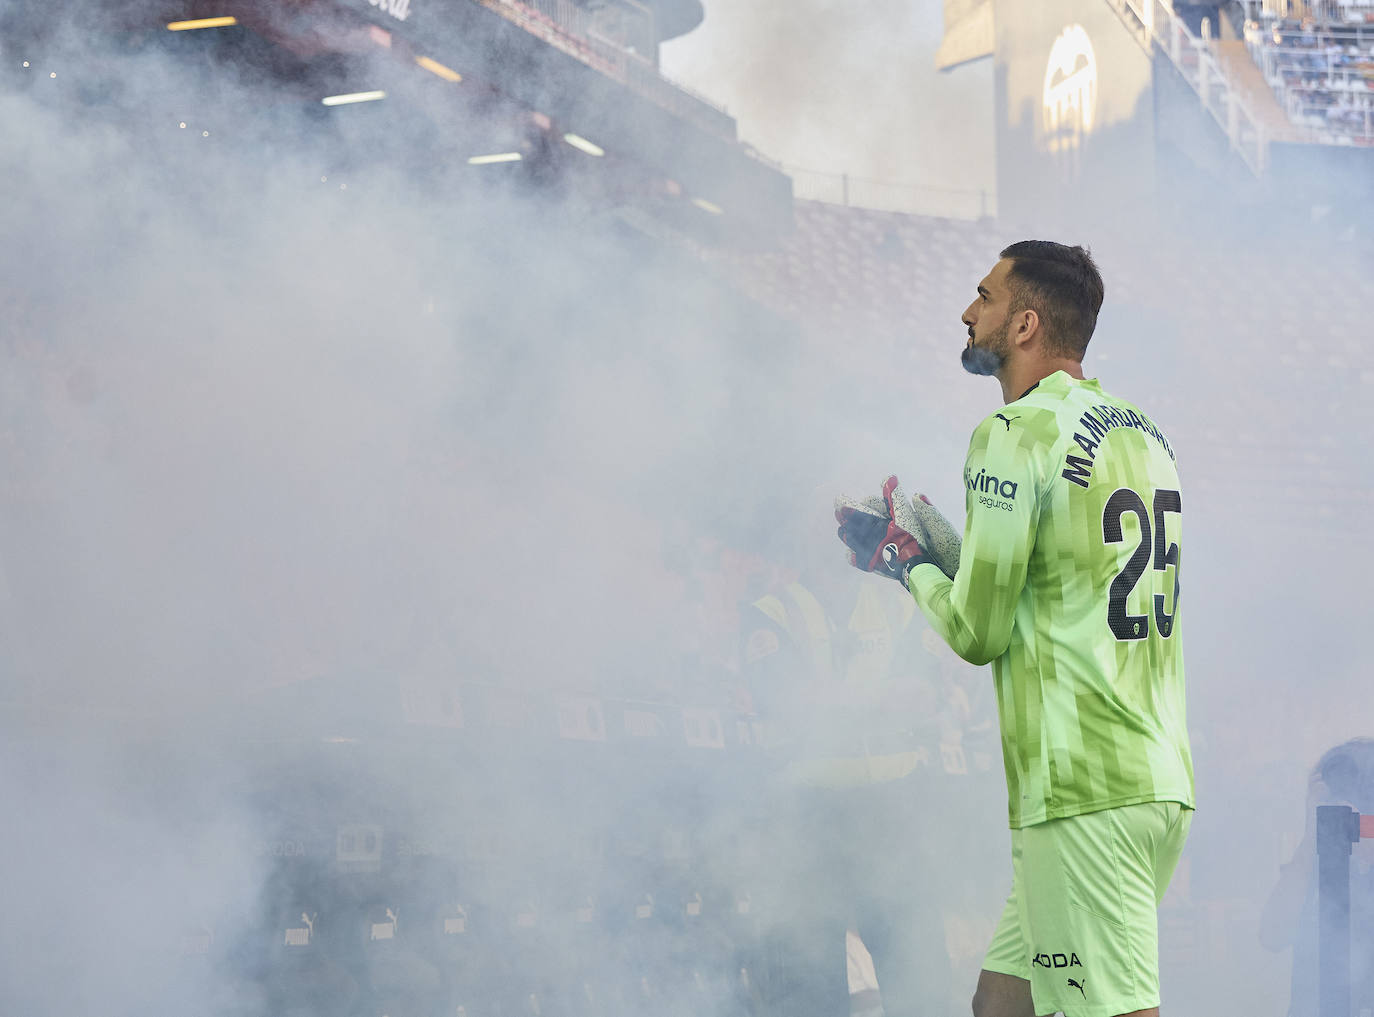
[982,800,1192,1017]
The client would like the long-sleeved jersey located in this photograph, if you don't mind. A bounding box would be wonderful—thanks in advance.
[907,370,1195,828]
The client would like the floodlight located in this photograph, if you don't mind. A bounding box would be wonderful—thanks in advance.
[562,133,605,157]
[321,91,387,106]
[416,56,462,82]
[167,17,238,31]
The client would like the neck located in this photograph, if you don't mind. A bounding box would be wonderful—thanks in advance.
[998,358,1084,405]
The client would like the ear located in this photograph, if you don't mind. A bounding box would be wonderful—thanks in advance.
[1013,308,1040,348]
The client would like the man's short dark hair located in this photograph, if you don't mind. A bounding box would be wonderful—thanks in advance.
[999,241,1105,360]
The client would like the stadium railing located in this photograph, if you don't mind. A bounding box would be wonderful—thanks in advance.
[1108,0,1270,173]
[785,168,994,221]
[518,0,656,62]
[1245,18,1374,145]
[1316,804,1374,1017]
[473,0,739,141]
[1293,1,1374,25]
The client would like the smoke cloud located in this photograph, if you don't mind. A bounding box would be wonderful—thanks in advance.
[2,5,1372,1017]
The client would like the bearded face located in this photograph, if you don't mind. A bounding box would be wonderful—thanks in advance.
[961,315,1010,376]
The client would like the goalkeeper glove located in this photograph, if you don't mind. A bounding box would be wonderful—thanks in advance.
[834,476,930,584]
[906,492,961,580]
[835,487,963,581]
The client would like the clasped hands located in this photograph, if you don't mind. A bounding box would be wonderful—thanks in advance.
[834,476,961,583]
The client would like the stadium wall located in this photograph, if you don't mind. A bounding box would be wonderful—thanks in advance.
[993,0,1157,229]
[993,0,1374,235]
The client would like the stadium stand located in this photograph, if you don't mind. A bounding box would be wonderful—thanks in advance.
[705,201,1005,359]
[1245,12,1374,143]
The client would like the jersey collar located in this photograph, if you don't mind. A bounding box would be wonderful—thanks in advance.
[1017,369,1098,402]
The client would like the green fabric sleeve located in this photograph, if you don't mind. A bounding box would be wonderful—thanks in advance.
[906,412,1044,665]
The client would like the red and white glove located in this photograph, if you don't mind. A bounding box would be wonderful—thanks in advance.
[834,476,931,584]
[835,486,963,581]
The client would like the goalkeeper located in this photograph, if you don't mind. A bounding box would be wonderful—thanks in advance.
[835,242,1194,1017]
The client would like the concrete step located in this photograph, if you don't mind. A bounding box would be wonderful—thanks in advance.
[1215,39,1306,141]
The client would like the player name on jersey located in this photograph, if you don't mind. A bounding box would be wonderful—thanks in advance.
[1061,404,1175,489]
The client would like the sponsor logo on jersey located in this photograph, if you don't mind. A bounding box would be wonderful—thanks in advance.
[994,413,1021,431]
[966,466,1017,511]
[1031,951,1083,969]
[966,467,1018,500]
[1061,404,1175,489]
[1068,977,1087,999]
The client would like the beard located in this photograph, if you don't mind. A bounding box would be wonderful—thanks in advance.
[961,319,1009,376]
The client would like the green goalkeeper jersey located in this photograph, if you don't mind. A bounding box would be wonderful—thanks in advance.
[908,371,1195,829]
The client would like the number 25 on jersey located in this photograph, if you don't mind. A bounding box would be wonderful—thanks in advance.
[1102,488,1181,641]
